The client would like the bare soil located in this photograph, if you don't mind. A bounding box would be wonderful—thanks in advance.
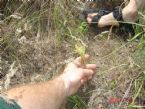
[1,28,142,109]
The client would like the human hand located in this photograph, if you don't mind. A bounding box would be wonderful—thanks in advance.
[61,55,96,96]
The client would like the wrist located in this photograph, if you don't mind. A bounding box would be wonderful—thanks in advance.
[59,73,71,97]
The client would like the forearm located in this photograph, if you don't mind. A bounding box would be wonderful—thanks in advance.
[6,75,67,109]
[6,55,96,109]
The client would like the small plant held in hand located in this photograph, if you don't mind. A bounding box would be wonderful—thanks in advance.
[75,43,86,66]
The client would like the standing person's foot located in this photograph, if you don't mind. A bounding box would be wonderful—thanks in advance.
[85,0,138,27]
[83,0,138,36]
[83,8,119,28]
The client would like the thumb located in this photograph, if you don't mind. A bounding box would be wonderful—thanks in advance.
[74,54,90,67]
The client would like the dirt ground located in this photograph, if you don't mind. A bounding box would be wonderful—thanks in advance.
[1,29,143,109]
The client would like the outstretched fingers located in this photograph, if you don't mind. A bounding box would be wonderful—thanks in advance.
[80,68,95,85]
[86,64,97,71]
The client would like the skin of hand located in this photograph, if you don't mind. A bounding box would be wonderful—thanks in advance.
[61,54,96,96]
[6,55,96,109]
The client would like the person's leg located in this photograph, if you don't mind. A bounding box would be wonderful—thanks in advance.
[122,0,138,22]
[135,0,145,10]
[86,0,138,27]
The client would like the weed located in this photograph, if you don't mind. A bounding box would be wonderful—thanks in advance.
[68,95,86,109]
[128,73,145,108]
